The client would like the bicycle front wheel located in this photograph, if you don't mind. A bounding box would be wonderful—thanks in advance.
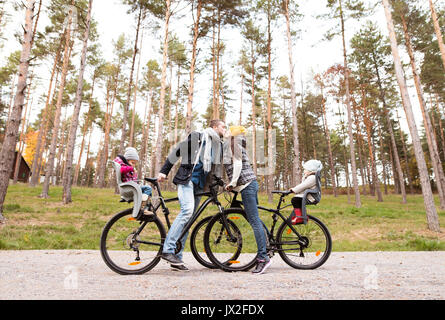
[100,208,166,275]
[190,216,218,269]
[203,208,259,272]
[276,215,332,270]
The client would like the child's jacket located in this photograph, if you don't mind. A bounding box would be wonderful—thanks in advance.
[113,155,138,182]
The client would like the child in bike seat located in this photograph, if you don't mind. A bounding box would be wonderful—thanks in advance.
[289,159,322,224]
[113,147,153,213]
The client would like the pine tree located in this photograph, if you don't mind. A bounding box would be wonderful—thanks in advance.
[0,0,36,222]
[382,0,440,232]
[62,0,94,204]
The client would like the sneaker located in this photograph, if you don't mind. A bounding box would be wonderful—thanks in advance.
[143,206,154,216]
[171,264,189,272]
[252,259,272,275]
[291,208,304,224]
[161,253,183,265]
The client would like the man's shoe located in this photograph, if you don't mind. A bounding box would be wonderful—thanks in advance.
[171,264,189,272]
[161,253,183,265]
[252,259,272,275]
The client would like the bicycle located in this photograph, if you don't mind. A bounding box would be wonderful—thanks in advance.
[100,175,242,275]
[203,172,332,272]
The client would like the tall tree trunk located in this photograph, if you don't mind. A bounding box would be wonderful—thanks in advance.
[378,125,388,195]
[382,0,440,232]
[129,23,144,147]
[211,15,217,118]
[40,7,73,198]
[29,37,63,187]
[339,0,361,208]
[82,127,93,186]
[400,13,445,210]
[321,88,337,197]
[0,0,36,221]
[266,2,274,203]
[352,102,367,195]
[119,6,142,154]
[215,7,221,119]
[396,110,415,195]
[372,51,407,203]
[96,80,115,188]
[13,71,33,183]
[73,74,96,186]
[362,86,383,202]
[428,0,445,71]
[284,0,301,185]
[174,67,181,145]
[434,95,445,161]
[62,0,93,204]
[282,95,289,187]
[140,90,153,176]
[186,0,202,133]
[250,40,257,175]
[55,109,68,186]
[155,0,171,175]
[239,73,244,125]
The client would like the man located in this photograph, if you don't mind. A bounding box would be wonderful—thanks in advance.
[157,119,226,271]
[223,126,271,274]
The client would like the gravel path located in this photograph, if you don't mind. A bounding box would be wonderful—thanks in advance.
[0,250,444,300]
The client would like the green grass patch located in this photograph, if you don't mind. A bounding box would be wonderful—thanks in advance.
[1,183,444,251]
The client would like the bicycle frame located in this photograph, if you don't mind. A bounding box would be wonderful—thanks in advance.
[230,191,309,249]
[143,178,235,251]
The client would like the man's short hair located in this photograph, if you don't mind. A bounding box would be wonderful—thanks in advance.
[210,119,224,128]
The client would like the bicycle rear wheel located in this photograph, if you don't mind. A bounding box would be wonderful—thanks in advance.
[100,208,166,275]
[203,208,259,272]
[276,215,331,270]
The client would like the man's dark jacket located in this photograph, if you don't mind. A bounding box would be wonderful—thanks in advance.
[159,131,204,186]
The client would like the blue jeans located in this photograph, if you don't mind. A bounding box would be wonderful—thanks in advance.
[162,180,202,260]
[240,180,269,262]
[140,185,152,197]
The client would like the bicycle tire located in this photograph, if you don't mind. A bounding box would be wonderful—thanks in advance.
[100,208,166,275]
[203,208,259,272]
[276,214,332,270]
[190,216,218,269]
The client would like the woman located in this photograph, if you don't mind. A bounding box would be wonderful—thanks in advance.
[223,126,272,275]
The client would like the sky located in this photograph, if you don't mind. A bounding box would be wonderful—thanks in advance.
[1,0,431,157]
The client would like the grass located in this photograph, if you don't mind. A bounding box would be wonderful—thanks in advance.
[1,183,445,251]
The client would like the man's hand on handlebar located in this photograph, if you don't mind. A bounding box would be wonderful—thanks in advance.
[225,185,234,192]
[157,173,167,182]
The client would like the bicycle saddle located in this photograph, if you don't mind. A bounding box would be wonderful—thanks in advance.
[144,177,158,184]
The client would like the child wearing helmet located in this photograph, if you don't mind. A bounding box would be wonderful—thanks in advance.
[289,160,322,224]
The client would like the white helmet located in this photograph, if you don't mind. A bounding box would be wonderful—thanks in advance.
[302,159,323,172]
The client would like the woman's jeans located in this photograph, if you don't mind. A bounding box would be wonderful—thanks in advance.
[240,180,269,262]
[162,180,202,260]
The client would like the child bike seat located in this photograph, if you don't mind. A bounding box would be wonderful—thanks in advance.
[112,161,142,218]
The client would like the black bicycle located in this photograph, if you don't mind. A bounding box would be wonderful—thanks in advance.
[203,177,332,272]
[100,175,244,275]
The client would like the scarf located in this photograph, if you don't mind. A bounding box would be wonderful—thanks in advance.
[199,128,222,174]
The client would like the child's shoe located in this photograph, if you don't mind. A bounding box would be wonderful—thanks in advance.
[291,208,304,224]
